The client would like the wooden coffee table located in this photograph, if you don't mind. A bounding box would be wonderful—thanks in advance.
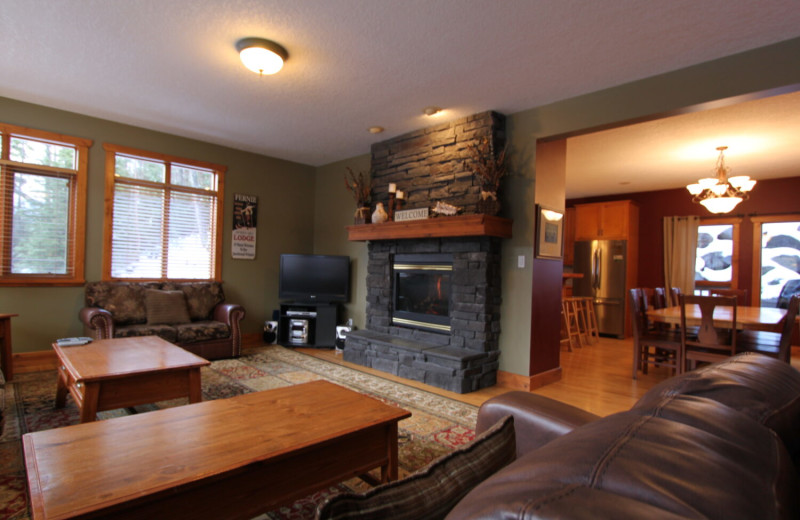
[53,336,210,423]
[24,380,411,520]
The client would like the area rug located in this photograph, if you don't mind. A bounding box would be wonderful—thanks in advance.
[0,345,478,520]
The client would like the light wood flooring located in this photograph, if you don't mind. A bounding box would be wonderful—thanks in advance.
[299,339,800,417]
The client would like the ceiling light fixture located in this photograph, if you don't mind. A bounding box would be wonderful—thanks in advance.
[423,106,442,117]
[368,126,385,134]
[236,37,288,75]
[686,146,756,214]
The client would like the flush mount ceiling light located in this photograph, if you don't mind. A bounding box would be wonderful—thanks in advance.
[368,126,385,134]
[423,106,442,117]
[686,146,756,214]
[236,37,288,75]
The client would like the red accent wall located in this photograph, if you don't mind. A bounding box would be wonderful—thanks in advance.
[568,176,800,293]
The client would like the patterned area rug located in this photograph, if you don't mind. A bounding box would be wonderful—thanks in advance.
[0,345,478,520]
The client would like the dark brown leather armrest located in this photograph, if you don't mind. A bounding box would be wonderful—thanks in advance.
[78,307,113,339]
[213,303,245,325]
[477,391,600,458]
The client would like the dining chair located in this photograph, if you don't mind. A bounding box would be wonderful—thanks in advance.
[736,295,799,363]
[653,287,668,308]
[669,287,682,307]
[630,288,682,379]
[709,288,748,306]
[680,294,738,371]
[776,280,800,309]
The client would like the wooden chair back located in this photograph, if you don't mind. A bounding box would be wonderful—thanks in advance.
[777,295,800,362]
[669,287,682,307]
[709,288,748,306]
[680,294,738,370]
[653,287,667,309]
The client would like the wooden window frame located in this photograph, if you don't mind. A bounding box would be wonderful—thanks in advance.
[102,143,225,282]
[0,123,91,286]
[695,217,742,290]
[750,213,800,306]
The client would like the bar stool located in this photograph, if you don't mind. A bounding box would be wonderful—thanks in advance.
[562,297,586,350]
[578,297,600,344]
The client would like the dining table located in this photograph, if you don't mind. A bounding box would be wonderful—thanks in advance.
[646,305,790,332]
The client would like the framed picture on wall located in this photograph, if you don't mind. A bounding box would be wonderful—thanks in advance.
[535,205,564,259]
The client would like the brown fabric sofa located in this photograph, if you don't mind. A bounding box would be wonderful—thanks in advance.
[79,281,245,360]
[445,353,799,519]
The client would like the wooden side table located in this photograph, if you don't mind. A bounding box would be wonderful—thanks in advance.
[0,314,18,381]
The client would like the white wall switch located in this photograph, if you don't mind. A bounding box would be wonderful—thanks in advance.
[517,255,525,268]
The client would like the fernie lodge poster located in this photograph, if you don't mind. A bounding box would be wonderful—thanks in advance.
[232,194,257,259]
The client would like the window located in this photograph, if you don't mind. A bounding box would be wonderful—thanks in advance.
[694,217,741,294]
[103,144,225,281]
[0,123,91,286]
[751,215,800,307]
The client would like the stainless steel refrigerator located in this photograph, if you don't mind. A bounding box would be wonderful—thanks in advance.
[572,240,627,338]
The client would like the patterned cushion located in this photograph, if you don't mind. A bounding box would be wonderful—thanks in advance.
[174,321,230,343]
[85,282,159,325]
[114,324,178,343]
[145,290,191,325]
[315,415,515,520]
[163,282,225,321]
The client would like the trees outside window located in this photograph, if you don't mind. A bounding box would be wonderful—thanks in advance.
[0,123,91,286]
[751,215,800,307]
[103,144,225,281]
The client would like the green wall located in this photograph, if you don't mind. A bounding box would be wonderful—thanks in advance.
[0,96,315,353]
[314,37,800,376]
[5,36,800,372]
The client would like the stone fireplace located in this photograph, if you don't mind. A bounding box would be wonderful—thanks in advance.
[344,110,509,394]
[345,235,502,393]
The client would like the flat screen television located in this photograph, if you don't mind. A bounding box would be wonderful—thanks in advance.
[279,254,351,303]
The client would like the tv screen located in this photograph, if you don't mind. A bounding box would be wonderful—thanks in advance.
[279,254,351,303]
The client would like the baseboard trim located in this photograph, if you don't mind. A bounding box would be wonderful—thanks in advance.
[497,366,562,392]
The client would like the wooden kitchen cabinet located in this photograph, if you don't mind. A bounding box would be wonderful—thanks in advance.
[574,200,638,240]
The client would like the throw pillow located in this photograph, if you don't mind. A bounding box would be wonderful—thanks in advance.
[145,290,191,325]
[315,414,515,520]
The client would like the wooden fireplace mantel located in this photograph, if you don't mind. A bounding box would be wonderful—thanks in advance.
[347,214,513,241]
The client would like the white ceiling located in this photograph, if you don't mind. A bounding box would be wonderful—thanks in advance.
[2,0,799,198]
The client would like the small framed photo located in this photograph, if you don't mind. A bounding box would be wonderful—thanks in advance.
[535,205,564,259]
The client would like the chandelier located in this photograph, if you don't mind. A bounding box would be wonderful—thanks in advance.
[686,146,756,214]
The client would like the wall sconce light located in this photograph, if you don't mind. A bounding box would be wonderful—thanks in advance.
[423,106,442,117]
[236,37,288,75]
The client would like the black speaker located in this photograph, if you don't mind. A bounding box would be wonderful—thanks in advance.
[263,321,278,344]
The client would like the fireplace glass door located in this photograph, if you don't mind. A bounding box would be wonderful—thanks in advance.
[392,254,452,332]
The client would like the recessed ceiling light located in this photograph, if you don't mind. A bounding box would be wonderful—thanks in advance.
[368,126,385,134]
[423,106,442,117]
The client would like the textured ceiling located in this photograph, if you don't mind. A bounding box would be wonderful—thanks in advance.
[1,0,799,198]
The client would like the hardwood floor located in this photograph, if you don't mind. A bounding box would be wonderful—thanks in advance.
[299,340,800,418]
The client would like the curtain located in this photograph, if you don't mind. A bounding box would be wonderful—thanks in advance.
[663,216,699,297]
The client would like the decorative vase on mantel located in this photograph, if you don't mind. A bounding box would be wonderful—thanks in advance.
[354,206,371,225]
[477,189,500,216]
[372,202,389,224]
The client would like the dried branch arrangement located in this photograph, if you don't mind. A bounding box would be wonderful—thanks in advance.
[466,137,507,193]
[344,167,372,207]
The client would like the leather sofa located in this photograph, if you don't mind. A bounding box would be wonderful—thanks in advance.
[79,281,245,360]
[447,353,799,519]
